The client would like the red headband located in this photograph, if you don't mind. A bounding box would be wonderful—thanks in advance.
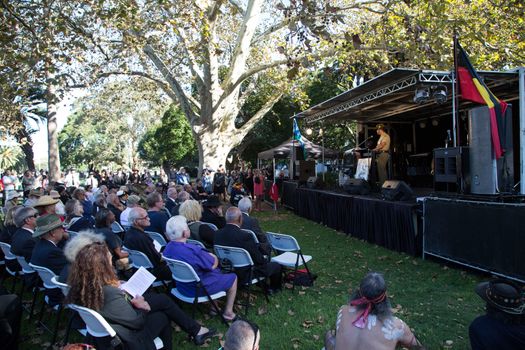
[350,290,387,329]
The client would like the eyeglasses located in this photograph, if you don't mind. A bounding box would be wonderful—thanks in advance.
[139,216,150,220]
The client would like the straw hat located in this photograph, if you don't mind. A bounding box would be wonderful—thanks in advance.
[29,189,43,197]
[6,191,21,202]
[33,195,60,208]
[49,190,61,199]
[33,214,63,238]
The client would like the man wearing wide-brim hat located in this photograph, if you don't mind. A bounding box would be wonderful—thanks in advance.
[201,195,226,229]
[32,195,60,217]
[30,214,69,276]
[24,188,43,207]
[469,279,525,349]
[4,190,21,213]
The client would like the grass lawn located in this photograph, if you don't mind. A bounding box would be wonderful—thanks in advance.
[14,208,485,349]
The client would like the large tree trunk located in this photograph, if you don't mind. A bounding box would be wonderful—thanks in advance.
[16,128,36,171]
[46,80,61,181]
[196,128,240,173]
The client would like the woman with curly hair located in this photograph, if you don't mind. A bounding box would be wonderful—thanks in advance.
[67,243,216,349]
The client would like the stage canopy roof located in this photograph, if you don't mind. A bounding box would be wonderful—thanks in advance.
[257,136,339,160]
[293,68,520,125]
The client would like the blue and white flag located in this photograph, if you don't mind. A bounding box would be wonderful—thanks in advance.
[293,118,306,158]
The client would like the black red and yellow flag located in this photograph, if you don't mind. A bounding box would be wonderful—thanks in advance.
[455,40,508,159]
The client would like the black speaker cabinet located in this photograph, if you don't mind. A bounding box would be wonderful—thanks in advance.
[381,180,413,201]
[295,160,315,181]
[344,178,370,195]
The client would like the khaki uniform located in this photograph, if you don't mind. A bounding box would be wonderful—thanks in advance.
[376,132,391,185]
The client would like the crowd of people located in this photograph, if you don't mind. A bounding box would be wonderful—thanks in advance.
[0,165,523,350]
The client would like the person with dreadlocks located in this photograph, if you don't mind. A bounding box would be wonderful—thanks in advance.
[324,272,422,350]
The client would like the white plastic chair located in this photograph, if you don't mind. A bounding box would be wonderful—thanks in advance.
[15,255,41,318]
[51,276,70,297]
[267,232,314,290]
[111,222,125,235]
[50,276,84,343]
[214,245,268,314]
[186,239,206,249]
[69,304,163,349]
[0,242,20,291]
[163,256,228,325]
[29,263,64,344]
[241,229,259,243]
[145,231,167,247]
[125,248,170,289]
[200,221,218,231]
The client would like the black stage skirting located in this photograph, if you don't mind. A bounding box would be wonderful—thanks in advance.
[292,187,420,256]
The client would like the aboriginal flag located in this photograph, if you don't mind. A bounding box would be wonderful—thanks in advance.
[455,40,508,159]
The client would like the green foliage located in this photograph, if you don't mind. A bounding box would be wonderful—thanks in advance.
[137,105,197,169]
[0,145,24,171]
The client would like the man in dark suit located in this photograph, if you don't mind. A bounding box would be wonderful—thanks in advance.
[214,207,281,292]
[201,195,226,229]
[237,197,271,256]
[10,207,38,262]
[124,207,172,281]
[30,214,69,305]
[164,187,178,214]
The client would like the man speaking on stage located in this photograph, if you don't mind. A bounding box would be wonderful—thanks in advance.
[373,124,391,186]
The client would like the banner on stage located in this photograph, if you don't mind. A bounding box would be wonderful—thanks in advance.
[355,158,372,180]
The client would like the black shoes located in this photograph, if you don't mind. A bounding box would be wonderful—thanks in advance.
[193,328,217,345]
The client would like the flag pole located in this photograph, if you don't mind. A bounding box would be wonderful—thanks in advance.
[452,33,460,147]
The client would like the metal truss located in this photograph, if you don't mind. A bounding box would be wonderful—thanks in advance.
[418,71,453,84]
[305,75,418,124]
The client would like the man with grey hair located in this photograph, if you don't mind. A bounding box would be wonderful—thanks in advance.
[222,320,260,350]
[124,207,172,281]
[215,207,282,293]
[11,206,39,262]
[326,272,419,350]
[170,190,190,216]
[238,197,270,255]
[165,187,178,214]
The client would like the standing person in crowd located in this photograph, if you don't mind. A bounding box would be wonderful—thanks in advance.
[163,215,238,322]
[229,182,246,207]
[176,167,190,185]
[325,272,420,350]
[145,192,169,237]
[2,170,17,206]
[213,166,227,201]
[469,279,525,350]
[243,168,254,200]
[86,172,98,190]
[124,207,172,281]
[201,195,226,229]
[214,207,282,294]
[202,169,213,194]
[64,199,95,232]
[21,170,35,198]
[253,169,265,212]
[179,200,215,248]
[372,124,391,186]
[221,320,261,350]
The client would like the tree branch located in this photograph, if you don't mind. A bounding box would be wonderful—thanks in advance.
[237,92,283,137]
[226,59,288,96]
[0,0,40,42]
[227,0,246,16]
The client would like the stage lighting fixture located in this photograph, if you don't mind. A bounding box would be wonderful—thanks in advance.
[432,119,439,126]
[306,128,313,136]
[432,85,448,104]
[413,87,430,104]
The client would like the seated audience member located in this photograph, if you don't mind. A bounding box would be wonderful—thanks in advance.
[64,199,95,232]
[195,179,208,199]
[23,188,42,208]
[50,190,66,216]
[469,279,525,350]
[31,214,69,275]
[238,197,271,255]
[4,191,20,213]
[30,214,69,305]
[184,183,199,200]
[107,193,125,224]
[33,195,61,218]
[67,242,216,349]
[120,195,141,228]
[165,187,178,214]
[117,190,128,206]
[326,272,420,350]
[94,208,129,271]
[0,206,19,244]
[171,190,190,216]
[57,185,70,205]
[123,207,172,281]
[72,188,93,218]
[201,195,226,229]
[10,207,38,262]
[92,192,107,216]
[58,230,106,283]
[221,319,261,350]
[179,200,215,248]
[214,207,281,293]
[229,183,246,207]
[0,286,22,350]
[145,192,169,236]
[163,216,237,321]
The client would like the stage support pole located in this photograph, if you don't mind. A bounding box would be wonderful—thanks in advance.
[519,67,525,195]
[412,122,417,154]
[451,70,458,147]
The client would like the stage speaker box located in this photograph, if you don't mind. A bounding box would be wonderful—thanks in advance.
[295,160,315,181]
[381,180,413,201]
[344,178,370,195]
[468,105,513,194]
